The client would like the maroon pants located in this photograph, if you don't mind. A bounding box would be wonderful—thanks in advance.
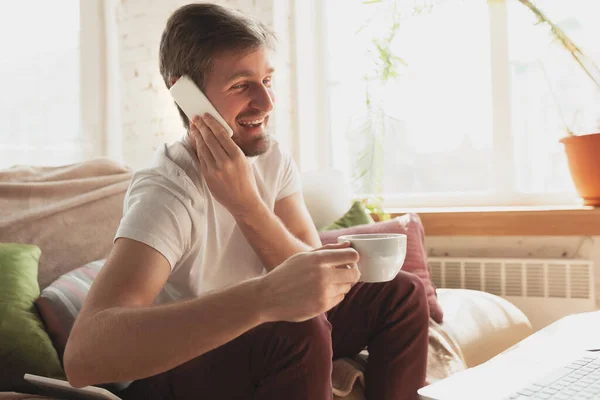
[122,271,430,400]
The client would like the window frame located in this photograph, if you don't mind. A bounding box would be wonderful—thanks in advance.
[79,0,107,160]
[293,0,582,209]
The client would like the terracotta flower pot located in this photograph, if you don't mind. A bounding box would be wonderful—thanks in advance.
[560,132,600,206]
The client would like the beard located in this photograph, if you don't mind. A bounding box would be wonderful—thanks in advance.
[234,133,271,157]
[232,112,272,157]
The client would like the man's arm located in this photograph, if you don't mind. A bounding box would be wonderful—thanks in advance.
[64,238,360,388]
[234,192,321,271]
[191,114,322,271]
[63,238,263,387]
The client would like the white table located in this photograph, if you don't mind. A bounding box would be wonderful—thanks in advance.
[419,311,600,400]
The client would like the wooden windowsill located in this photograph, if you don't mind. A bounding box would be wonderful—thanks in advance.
[384,206,600,236]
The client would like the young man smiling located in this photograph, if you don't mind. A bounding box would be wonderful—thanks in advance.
[63,3,430,400]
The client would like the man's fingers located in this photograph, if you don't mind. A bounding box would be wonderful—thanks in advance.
[329,266,361,284]
[330,294,346,309]
[198,156,207,172]
[192,122,216,168]
[333,283,354,296]
[313,248,359,267]
[194,116,227,166]
[202,113,240,157]
[312,241,351,252]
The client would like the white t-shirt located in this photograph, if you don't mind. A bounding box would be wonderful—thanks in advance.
[114,135,301,305]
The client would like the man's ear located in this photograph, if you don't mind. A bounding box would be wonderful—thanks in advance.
[169,75,180,87]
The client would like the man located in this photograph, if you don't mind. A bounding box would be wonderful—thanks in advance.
[63,3,429,399]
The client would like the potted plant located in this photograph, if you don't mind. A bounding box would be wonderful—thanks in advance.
[351,1,408,220]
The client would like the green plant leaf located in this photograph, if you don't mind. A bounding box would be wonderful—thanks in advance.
[392,55,408,66]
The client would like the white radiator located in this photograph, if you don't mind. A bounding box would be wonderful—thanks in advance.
[428,257,596,331]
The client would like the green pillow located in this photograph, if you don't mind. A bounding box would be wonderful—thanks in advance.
[322,200,375,231]
[0,243,65,393]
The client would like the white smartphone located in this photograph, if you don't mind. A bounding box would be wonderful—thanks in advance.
[169,75,234,137]
[23,373,123,399]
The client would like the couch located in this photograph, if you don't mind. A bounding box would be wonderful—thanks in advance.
[0,159,534,399]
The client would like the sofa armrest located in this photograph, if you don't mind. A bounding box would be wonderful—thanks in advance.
[437,289,533,368]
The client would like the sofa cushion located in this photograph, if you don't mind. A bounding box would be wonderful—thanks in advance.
[437,288,533,367]
[322,200,374,231]
[35,260,105,362]
[319,213,444,323]
[0,243,65,393]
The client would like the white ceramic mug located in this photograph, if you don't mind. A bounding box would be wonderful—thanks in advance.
[337,233,407,282]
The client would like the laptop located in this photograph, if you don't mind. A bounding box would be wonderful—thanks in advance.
[418,311,600,400]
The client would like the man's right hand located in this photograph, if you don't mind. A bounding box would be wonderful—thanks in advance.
[257,241,361,323]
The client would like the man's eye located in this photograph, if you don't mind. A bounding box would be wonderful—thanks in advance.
[263,77,272,87]
[232,83,247,90]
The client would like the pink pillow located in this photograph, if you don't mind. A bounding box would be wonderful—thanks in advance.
[319,213,443,323]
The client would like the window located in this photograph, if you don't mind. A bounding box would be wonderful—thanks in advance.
[507,1,600,194]
[310,0,600,208]
[0,1,103,169]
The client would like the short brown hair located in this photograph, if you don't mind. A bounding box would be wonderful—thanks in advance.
[159,3,276,128]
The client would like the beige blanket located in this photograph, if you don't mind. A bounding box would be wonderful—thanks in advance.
[0,158,133,289]
[332,319,466,398]
[0,158,466,398]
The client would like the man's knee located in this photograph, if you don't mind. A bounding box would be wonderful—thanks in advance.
[390,271,430,319]
[251,316,333,396]
[258,315,333,372]
[394,270,426,295]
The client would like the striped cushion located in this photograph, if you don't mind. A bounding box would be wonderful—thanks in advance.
[35,260,105,361]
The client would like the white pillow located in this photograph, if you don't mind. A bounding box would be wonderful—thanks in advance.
[301,169,352,230]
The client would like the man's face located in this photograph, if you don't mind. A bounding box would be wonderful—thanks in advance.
[202,46,275,157]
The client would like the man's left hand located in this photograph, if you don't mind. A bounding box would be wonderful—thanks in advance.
[190,113,261,217]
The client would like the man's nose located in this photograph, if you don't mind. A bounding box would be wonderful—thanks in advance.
[250,85,274,112]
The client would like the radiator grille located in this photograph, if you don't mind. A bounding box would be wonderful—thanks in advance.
[527,264,544,298]
[505,263,523,296]
[429,258,594,300]
[485,262,502,295]
[571,264,591,299]
[464,262,481,291]
[445,261,461,289]
[548,264,567,298]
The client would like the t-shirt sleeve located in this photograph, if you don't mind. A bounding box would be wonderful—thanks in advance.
[114,177,192,270]
[276,149,302,201]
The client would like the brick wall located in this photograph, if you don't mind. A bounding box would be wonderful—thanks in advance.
[105,0,292,170]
